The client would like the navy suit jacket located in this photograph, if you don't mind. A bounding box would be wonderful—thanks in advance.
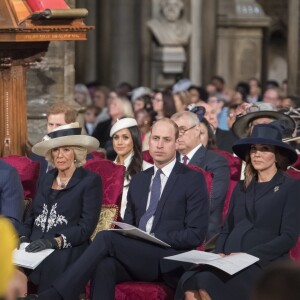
[181,145,230,239]
[216,172,300,267]
[124,161,209,250]
[0,160,24,231]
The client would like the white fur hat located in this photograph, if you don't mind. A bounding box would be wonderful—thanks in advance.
[110,118,138,137]
[32,122,99,156]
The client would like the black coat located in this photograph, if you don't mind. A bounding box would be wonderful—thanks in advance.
[175,171,300,300]
[20,167,102,291]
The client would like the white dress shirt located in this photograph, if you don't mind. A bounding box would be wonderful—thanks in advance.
[180,143,202,165]
[145,158,176,233]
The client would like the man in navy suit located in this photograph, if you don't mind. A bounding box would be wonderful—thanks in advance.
[0,160,24,231]
[36,118,209,300]
[172,111,230,240]
[30,103,78,175]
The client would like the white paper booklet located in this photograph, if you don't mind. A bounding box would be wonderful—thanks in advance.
[13,243,54,269]
[109,221,171,247]
[164,250,259,275]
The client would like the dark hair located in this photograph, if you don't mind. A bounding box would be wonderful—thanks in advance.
[116,82,133,99]
[188,85,209,102]
[137,95,154,113]
[243,147,290,189]
[266,80,280,89]
[248,77,261,88]
[211,75,225,85]
[162,90,177,118]
[125,126,143,182]
[199,117,217,150]
[236,81,250,96]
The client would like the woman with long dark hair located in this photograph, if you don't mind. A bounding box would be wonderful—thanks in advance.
[110,118,152,218]
[152,90,177,120]
[176,123,300,300]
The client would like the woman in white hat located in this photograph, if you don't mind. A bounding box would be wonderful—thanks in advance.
[18,123,102,293]
[176,123,300,300]
[110,117,152,218]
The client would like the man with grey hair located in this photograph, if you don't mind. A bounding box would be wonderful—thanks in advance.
[171,111,230,240]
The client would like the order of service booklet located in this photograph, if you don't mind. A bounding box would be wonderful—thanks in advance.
[109,221,171,247]
[164,250,259,275]
[13,243,54,269]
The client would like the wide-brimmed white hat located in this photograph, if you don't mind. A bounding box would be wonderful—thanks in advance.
[110,118,138,137]
[32,122,99,156]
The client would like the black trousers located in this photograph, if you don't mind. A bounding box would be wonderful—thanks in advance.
[51,231,181,300]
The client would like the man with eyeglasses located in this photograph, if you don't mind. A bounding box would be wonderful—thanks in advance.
[171,111,229,241]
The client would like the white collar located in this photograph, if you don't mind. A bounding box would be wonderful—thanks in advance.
[114,152,134,169]
[154,158,176,178]
[180,143,202,162]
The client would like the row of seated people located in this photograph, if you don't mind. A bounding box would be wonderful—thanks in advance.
[2,122,300,300]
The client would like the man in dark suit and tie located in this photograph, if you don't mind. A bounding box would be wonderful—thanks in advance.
[35,118,209,300]
[171,111,230,240]
[0,160,24,231]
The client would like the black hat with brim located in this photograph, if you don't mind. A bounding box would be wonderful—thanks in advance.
[232,111,296,138]
[232,123,298,165]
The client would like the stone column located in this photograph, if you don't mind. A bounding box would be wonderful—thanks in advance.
[287,0,300,96]
[75,0,97,83]
[110,0,141,88]
[189,0,203,85]
[202,0,217,86]
[216,0,270,89]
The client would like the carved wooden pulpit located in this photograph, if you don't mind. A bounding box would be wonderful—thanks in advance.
[0,0,92,156]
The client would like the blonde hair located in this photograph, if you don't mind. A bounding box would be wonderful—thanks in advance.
[45,146,88,168]
[118,97,134,118]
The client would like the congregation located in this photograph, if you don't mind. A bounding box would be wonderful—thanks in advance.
[1,75,300,300]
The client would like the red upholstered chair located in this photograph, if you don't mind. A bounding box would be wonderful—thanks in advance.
[83,157,125,207]
[142,150,154,165]
[290,237,300,261]
[291,154,300,171]
[286,167,300,179]
[114,166,211,300]
[213,150,242,221]
[90,150,106,160]
[285,166,300,261]
[84,158,125,299]
[1,155,40,199]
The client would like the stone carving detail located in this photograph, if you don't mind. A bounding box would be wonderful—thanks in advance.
[147,0,191,46]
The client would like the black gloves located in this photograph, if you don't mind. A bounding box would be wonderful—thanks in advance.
[18,236,30,249]
[25,238,58,253]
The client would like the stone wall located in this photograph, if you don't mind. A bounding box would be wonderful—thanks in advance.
[27,0,77,145]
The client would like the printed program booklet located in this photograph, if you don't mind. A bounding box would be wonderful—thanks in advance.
[164,250,259,275]
[13,243,54,269]
[109,221,171,247]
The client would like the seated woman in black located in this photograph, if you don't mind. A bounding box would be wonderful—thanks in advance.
[18,122,102,293]
[176,123,300,300]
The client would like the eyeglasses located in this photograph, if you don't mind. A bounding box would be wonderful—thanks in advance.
[179,124,197,135]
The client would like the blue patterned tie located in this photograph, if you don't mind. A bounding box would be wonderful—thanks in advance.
[138,169,162,231]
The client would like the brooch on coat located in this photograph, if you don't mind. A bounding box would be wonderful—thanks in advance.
[274,186,279,192]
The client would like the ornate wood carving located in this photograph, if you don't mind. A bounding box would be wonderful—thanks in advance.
[0,42,49,156]
[0,0,92,156]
